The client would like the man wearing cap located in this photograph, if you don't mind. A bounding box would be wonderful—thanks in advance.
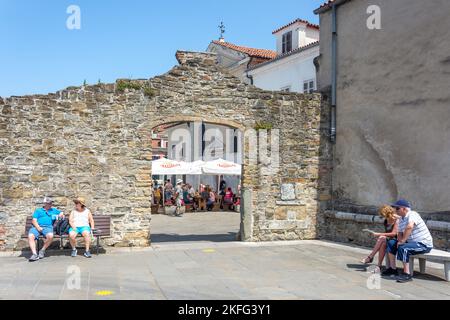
[174,179,184,217]
[28,197,64,262]
[382,199,433,283]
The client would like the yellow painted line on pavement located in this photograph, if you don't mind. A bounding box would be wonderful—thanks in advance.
[96,290,114,296]
[202,249,216,253]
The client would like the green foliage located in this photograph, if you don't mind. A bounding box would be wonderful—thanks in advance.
[143,86,156,98]
[116,79,142,92]
[254,121,273,130]
[83,79,87,86]
[116,79,157,98]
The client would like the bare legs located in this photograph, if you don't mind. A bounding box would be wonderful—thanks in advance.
[362,236,387,266]
[69,231,90,251]
[28,233,54,255]
[81,231,90,252]
[28,234,37,255]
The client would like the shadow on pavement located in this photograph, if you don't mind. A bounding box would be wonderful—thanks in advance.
[151,232,238,243]
[17,247,107,260]
[346,263,369,272]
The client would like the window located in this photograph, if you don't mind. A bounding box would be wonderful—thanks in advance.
[280,86,291,92]
[282,31,292,54]
[303,80,315,93]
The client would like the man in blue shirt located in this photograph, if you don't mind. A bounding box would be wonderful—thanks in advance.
[28,197,64,262]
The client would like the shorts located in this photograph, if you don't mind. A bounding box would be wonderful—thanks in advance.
[29,226,54,238]
[69,226,91,235]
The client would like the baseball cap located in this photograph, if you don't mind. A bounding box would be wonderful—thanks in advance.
[43,196,54,204]
[392,199,411,209]
[176,179,183,185]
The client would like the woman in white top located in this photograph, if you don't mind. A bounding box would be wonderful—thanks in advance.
[69,197,95,258]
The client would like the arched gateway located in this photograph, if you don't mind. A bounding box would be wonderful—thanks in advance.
[0,51,331,250]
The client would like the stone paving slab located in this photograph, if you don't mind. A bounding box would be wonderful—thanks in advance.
[0,240,449,300]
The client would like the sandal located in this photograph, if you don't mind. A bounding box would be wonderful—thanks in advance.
[361,256,374,264]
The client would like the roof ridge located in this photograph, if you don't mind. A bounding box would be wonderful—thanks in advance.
[247,41,320,72]
[211,40,277,59]
[272,18,320,34]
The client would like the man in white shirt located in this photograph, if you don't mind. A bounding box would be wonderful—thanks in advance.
[383,199,433,283]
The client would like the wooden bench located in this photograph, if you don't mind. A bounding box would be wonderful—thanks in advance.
[409,250,450,282]
[22,215,112,255]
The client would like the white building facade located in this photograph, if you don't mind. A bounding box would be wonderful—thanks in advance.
[247,19,320,93]
[208,18,320,94]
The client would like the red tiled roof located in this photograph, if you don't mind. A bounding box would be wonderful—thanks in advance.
[272,18,319,35]
[316,0,335,11]
[314,0,352,14]
[247,41,320,72]
[211,41,277,60]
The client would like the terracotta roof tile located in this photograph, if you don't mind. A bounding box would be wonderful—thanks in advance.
[272,18,319,35]
[247,41,320,72]
[314,0,352,14]
[211,41,277,60]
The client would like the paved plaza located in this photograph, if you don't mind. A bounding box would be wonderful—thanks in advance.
[0,212,448,300]
[151,210,241,244]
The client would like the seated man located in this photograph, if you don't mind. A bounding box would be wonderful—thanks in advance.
[383,199,433,283]
[28,197,64,262]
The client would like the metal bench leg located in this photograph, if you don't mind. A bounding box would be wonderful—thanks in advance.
[97,236,100,255]
[36,237,40,253]
[419,258,426,274]
[409,257,415,276]
[444,262,450,282]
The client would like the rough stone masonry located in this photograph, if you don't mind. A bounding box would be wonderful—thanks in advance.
[0,51,331,251]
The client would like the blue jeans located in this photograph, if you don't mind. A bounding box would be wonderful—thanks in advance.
[387,239,432,263]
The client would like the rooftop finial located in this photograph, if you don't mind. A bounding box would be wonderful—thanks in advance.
[218,21,225,42]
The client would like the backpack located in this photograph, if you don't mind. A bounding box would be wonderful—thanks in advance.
[54,218,70,236]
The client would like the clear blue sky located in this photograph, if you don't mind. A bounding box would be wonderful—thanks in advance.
[0,0,322,97]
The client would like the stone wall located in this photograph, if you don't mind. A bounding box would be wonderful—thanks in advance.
[0,50,331,251]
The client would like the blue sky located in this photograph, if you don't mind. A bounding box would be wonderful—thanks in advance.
[0,0,321,97]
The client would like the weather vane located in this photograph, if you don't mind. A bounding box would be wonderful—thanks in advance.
[218,21,225,41]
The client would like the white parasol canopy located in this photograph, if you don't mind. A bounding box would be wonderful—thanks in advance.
[200,158,242,176]
[151,158,242,176]
[151,158,200,175]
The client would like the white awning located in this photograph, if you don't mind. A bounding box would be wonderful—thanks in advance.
[151,158,201,175]
[151,158,242,176]
[200,158,242,176]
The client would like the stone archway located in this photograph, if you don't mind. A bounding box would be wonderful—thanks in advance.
[1,50,330,251]
[148,119,245,244]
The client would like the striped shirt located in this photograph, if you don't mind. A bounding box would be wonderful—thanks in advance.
[399,210,433,248]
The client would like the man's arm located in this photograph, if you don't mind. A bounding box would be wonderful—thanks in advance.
[399,222,414,244]
[32,218,42,232]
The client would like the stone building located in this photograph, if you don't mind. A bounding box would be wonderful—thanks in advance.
[315,0,450,249]
[0,51,331,251]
